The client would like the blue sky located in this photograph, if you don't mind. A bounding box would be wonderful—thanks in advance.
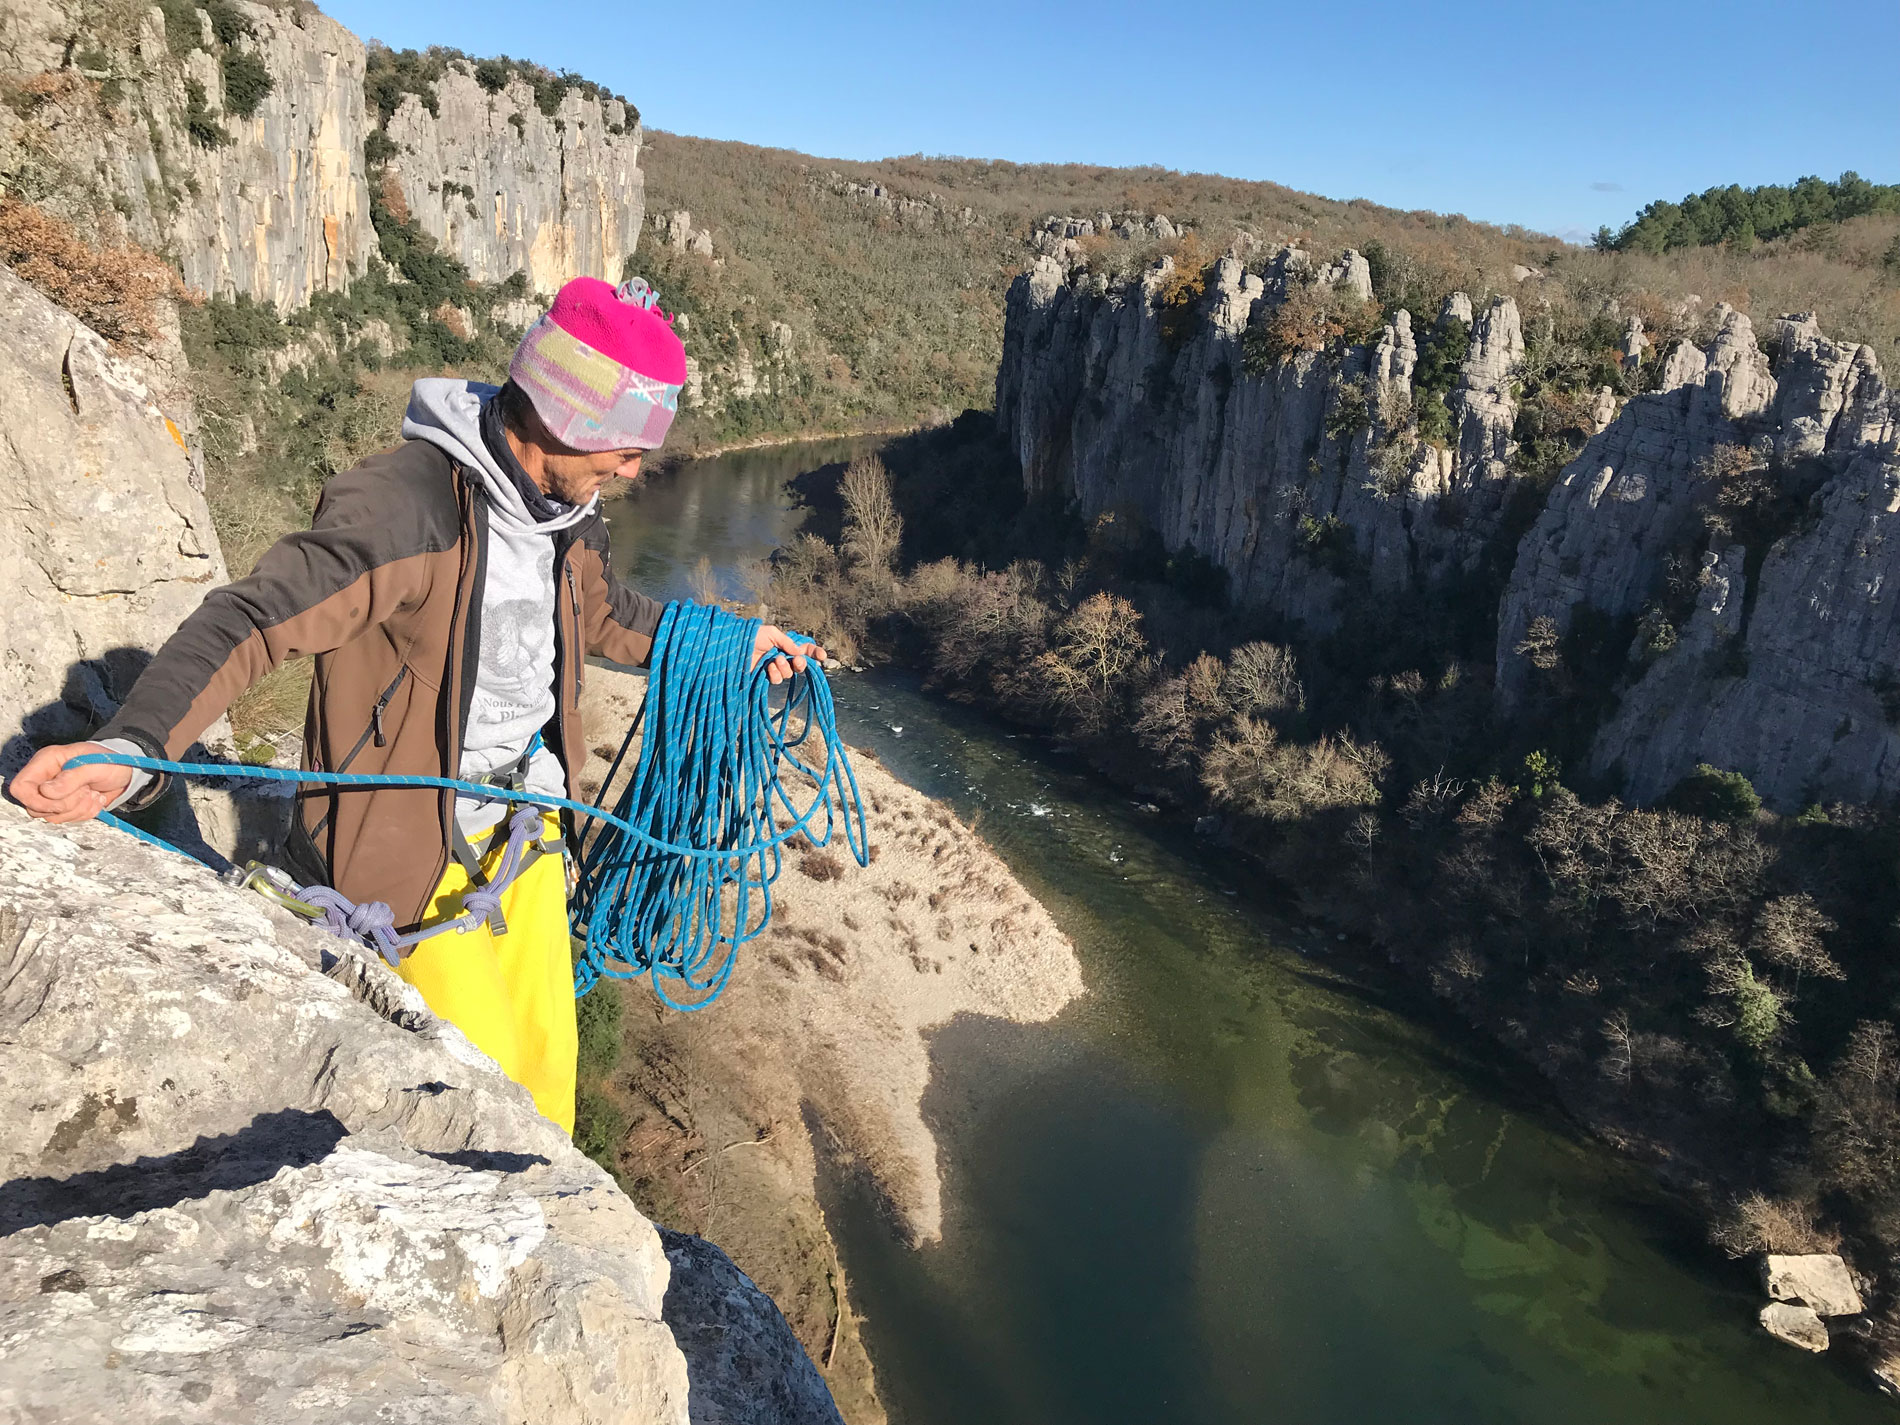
[322,0,1899,244]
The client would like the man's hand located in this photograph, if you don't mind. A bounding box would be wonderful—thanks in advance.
[751,625,827,686]
[7,742,134,824]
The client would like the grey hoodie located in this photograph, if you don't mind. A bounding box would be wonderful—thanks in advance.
[403,377,593,839]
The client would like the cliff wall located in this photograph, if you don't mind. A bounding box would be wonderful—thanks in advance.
[0,1,643,310]
[997,250,1526,633]
[382,69,643,293]
[0,800,852,1424]
[997,250,1900,810]
[0,0,374,310]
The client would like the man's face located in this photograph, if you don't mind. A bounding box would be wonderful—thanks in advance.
[538,446,644,505]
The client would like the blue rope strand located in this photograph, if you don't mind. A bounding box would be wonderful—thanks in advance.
[72,601,868,1011]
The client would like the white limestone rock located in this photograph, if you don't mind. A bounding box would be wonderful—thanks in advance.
[1759,1301,1830,1353]
[0,0,376,311]
[996,255,1525,634]
[0,804,691,1423]
[1763,1253,1865,1318]
[0,268,228,763]
[385,68,643,293]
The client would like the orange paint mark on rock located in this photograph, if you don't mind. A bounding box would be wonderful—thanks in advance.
[164,417,186,450]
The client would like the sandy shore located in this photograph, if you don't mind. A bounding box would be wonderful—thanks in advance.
[576,668,1084,1423]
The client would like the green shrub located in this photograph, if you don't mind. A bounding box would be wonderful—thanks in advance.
[575,981,624,1078]
[572,1083,626,1170]
[154,0,205,55]
[363,129,398,167]
[473,58,510,93]
[1520,749,1561,799]
[183,80,228,149]
[1670,763,1762,822]
[221,49,273,120]
[203,0,252,45]
[1732,963,1787,1051]
[1414,391,1453,446]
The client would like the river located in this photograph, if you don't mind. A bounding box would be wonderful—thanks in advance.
[606,439,1890,1425]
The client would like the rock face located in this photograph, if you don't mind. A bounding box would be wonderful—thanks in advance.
[998,249,1900,809]
[0,268,227,762]
[0,805,690,1422]
[0,0,374,310]
[1509,312,1899,809]
[0,1,644,310]
[0,803,849,1422]
[996,250,1523,634]
[383,68,644,292]
[658,1229,844,1425]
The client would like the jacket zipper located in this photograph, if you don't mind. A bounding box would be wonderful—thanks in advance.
[565,558,584,692]
[334,666,409,773]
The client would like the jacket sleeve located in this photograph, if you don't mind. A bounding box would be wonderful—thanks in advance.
[97,459,445,783]
[574,518,664,668]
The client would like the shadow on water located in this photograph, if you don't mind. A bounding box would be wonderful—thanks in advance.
[625,442,1895,1425]
[819,1016,1217,1425]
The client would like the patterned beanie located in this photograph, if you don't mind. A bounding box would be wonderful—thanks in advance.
[508,276,687,452]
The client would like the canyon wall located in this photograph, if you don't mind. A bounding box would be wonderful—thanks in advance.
[0,0,374,309]
[998,249,1900,810]
[382,69,643,293]
[0,0,643,310]
[997,251,1528,632]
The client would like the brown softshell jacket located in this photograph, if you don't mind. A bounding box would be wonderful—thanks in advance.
[98,438,662,927]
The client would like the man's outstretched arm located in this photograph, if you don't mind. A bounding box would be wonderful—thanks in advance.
[9,460,437,822]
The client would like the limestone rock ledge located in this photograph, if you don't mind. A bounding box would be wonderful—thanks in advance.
[0,803,704,1423]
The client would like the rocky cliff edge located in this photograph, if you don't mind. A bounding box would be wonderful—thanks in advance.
[0,804,841,1424]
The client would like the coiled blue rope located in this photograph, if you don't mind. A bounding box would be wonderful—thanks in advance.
[71,600,869,1011]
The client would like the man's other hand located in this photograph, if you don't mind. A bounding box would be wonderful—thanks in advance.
[7,742,133,823]
[751,624,828,686]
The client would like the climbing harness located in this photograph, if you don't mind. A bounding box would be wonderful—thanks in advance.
[71,602,869,1010]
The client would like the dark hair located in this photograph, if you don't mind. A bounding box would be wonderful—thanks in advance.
[495,379,541,436]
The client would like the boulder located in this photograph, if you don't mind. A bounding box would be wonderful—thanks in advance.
[0,268,228,768]
[658,1229,844,1425]
[0,801,846,1423]
[0,803,691,1422]
[1763,1253,1865,1317]
[1759,1301,1830,1353]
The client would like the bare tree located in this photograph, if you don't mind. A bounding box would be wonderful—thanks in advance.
[687,554,722,607]
[1033,592,1147,733]
[1752,893,1843,993]
[841,454,902,580]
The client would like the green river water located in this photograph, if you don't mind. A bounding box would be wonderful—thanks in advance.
[608,439,1890,1425]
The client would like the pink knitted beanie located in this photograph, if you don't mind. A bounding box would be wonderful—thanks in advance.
[508,277,687,452]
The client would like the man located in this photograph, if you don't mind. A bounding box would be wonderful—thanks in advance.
[9,276,818,1134]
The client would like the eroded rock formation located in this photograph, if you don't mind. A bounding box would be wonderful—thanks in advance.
[997,247,1900,810]
[0,267,226,760]
[1510,311,1898,808]
[0,802,847,1422]
[997,249,1524,634]
[0,805,689,1422]
[383,68,644,292]
[0,0,375,310]
[0,0,644,310]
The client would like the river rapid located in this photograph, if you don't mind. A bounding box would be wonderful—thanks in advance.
[606,440,1891,1425]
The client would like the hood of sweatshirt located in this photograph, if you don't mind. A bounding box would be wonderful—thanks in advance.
[401,378,596,538]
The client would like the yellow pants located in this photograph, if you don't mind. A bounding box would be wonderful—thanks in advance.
[396,813,577,1134]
